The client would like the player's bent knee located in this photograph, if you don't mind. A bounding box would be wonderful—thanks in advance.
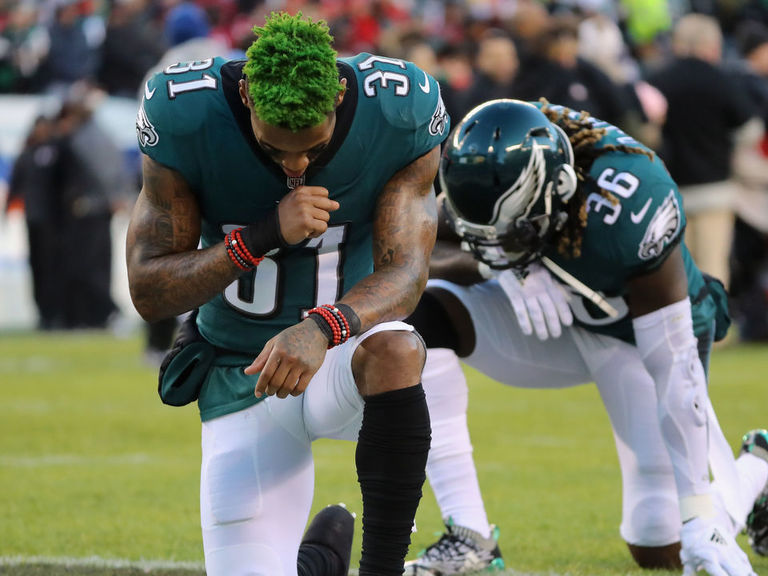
[622,493,680,549]
[627,542,682,570]
[352,330,425,396]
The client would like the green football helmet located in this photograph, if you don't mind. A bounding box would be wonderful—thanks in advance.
[439,99,577,269]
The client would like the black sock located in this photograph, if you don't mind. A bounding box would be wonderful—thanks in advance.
[356,384,431,576]
[297,543,345,576]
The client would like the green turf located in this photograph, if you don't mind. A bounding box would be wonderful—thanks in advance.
[0,331,766,575]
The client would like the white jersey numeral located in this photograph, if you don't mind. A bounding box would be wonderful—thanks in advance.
[357,56,410,98]
[167,74,218,99]
[221,224,348,317]
[163,59,217,99]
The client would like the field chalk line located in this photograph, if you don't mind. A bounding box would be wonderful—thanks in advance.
[0,555,548,575]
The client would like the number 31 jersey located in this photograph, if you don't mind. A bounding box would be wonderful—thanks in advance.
[136,55,449,418]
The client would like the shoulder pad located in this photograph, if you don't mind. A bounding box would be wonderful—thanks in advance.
[345,53,449,136]
[137,57,225,153]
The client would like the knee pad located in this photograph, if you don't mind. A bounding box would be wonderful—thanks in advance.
[203,445,262,526]
[622,493,681,547]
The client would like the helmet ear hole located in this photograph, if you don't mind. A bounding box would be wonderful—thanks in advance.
[555,164,577,203]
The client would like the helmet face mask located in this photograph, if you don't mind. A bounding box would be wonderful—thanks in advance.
[440,99,576,269]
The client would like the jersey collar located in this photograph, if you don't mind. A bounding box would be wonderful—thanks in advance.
[221,59,358,178]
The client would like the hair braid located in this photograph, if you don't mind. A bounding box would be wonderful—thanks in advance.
[540,100,653,258]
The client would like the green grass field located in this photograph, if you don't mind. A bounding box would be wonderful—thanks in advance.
[0,330,766,576]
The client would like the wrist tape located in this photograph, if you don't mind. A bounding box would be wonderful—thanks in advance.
[307,303,361,348]
[239,208,287,258]
[224,209,287,270]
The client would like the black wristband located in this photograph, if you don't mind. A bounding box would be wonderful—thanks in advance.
[335,303,361,336]
[239,209,287,258]
[307,312,334,344]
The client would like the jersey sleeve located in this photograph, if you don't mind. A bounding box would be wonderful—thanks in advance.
[350,54,450,159]
[135,58,223,179]
[386,60,450,157]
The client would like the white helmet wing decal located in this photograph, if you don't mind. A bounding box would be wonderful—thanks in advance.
[491,143,546,229]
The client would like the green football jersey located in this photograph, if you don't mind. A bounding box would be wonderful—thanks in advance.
[536,104,722,343]
[136,54,450,420]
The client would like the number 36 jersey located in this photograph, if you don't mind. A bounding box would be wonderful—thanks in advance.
[136,54,449,418]
[538,105,727,343]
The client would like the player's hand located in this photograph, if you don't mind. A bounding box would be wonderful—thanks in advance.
[680,517,757,576]
[497,262,572,340]
[277,185,340,245]
[245,319,329,399]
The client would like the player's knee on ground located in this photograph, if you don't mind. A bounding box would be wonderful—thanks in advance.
[623,494,682,569]
[627,542,682,570]
[352,330,425,396]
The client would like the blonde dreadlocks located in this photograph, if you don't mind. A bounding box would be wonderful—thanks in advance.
[540,100,654,259]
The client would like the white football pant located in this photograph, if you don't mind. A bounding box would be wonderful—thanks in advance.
[200,321,413,576]
[422,279,767,547]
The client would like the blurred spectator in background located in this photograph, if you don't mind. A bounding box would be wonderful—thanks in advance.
[419,0,468,46]
[165,0,210,47]
[0,2,49,92]
[729,21,768,341]
[38,0,103,96]
[577,10,668,148]
[140,0,232,95]
[459,28,518,117]
[330,0,409,55]
[6,114,63,330]
[618,0,673,70]
[434,41,474,124]
[648,13,759,289]
[56,81,130,329]
[98,0,166,97]
[505,0,550,65]
[513,13,633,129]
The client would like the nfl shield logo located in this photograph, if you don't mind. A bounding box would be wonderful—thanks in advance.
[287,175,305,190]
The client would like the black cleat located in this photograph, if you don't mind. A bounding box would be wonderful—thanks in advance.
[300,504,355,576]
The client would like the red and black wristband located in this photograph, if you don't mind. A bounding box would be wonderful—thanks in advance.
[307,303,361,348]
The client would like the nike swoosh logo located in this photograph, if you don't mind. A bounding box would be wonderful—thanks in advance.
[144,82,156,100]
[418,70,430,94]
[630,198,652,224]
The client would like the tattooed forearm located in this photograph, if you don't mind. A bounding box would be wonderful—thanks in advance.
[338,146,440,330]
[126,155,241,321]
[128,242,240,321]
[152,213,174,253]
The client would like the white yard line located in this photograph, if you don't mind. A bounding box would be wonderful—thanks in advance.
[0,555,204,571]
[0,556,555,576]
[0,453,154,467]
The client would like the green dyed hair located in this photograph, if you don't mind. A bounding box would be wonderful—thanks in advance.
[243,12,343,131]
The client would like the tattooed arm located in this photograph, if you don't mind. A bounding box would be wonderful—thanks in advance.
[429,193,489,286]
[126,155,242,322]
[339,145,441,331]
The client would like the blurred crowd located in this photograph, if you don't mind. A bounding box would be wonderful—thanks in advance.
[3,0,768,343]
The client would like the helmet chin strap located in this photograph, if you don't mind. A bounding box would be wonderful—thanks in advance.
[540,256,619,318]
